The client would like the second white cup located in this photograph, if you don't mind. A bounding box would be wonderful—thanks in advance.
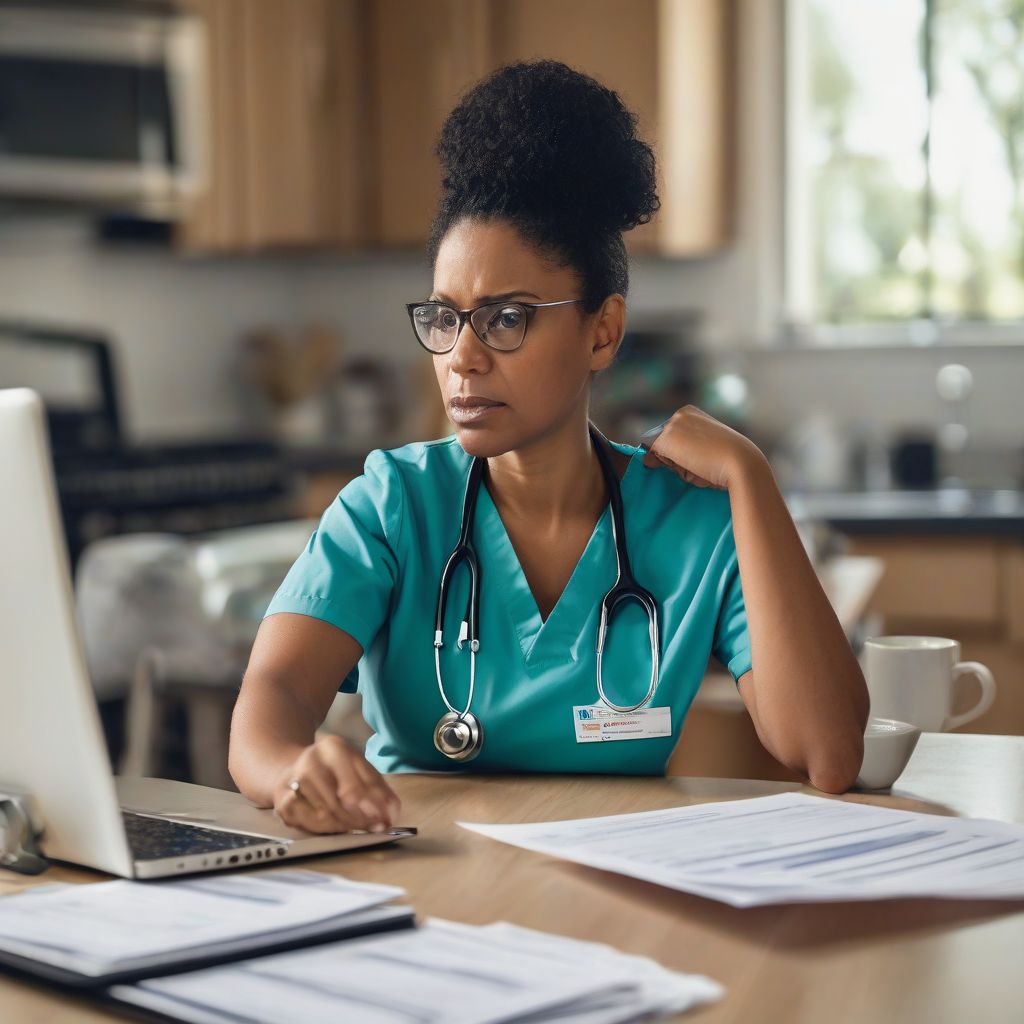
[863,636,996,732]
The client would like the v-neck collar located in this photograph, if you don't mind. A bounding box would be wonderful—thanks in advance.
[475,441,641,668]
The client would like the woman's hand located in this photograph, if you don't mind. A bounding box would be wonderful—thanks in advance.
[641,405,767,490]
[272,735,401,834]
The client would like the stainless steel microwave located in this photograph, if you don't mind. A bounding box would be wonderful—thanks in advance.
[0,3,206,215]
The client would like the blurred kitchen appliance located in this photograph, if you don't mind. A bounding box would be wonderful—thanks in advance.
[0,321,305,572]
[891,431,938,489]
[0,319,122,455]
[0,1,205,215]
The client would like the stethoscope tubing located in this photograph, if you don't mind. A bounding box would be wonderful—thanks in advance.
[432,423,661,759]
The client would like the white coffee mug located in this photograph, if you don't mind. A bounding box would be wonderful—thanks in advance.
[862,636,996,732]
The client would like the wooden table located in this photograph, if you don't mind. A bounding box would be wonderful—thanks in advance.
[2,733,1023,1023]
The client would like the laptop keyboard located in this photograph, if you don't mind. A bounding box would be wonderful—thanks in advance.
[122,810,273,861]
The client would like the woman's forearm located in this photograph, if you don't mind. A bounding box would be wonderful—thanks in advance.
[228,675,320,807]
[727,453,870,791]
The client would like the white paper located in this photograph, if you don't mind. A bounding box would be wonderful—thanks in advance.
[0,867,404,976]
[475,922,724,1021]
[109,918,723,1024]
[458,792,1024,907]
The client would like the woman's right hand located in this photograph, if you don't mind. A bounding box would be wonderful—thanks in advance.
[272,735,401,834]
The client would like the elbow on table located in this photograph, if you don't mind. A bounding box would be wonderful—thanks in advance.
[806,736,864,794]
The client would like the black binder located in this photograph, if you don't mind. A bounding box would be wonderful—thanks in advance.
[0,903,415,989]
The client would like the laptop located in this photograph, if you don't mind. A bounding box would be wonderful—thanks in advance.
[0,388,415,879]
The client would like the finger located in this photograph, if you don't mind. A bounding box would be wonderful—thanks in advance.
[278,773,353,832]
[292,799,353,835]
[351,755,402,828]
[300,758,350,821]
[285,772,332,820]
[316,743,375,830]
[346,758,397,830]
[275,787,318,829]
[658,454,681,472]
[277,786,357,834]
[642,447,670,468]
[351,752,400,811]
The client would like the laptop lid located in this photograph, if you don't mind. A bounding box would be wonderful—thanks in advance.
[0,388,133,876]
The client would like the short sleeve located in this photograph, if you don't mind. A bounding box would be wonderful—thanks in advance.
[711,517,753,686]
[262,449,405,692]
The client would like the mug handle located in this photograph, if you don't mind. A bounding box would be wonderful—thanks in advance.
[943,661,997,731]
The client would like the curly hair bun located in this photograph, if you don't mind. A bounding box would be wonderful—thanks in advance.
[435,59,660,236]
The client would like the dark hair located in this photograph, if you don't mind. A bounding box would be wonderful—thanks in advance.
[426,59,660,315]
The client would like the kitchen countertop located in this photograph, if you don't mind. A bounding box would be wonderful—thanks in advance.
[784,487,1024,536]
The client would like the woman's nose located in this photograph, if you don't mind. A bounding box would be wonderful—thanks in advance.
[447,319,491,373]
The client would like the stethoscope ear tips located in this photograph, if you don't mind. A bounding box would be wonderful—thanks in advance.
[637,419,670,452]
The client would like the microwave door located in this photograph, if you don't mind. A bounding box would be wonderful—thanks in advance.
[0,8,203,213]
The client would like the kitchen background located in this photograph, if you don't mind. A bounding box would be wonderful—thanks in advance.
[2,0,1022,786]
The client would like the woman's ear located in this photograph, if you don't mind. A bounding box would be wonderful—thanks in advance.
[589,294,626,373]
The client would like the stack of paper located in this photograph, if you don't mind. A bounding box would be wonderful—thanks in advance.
[109,918,724,1023]
[459,792,1024,907]
[0,867,410,982]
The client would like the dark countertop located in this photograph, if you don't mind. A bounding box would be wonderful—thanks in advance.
[783,487,1024,537]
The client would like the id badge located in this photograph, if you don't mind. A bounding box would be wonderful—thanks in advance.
[573,704,672,743]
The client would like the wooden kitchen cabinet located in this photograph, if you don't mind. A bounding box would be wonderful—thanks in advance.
[370,0,735,255]
[179,0,368,251]
[846,535,1024,736]
[182,0,733,254]
[366,0,494,248]
[492,0,734,257]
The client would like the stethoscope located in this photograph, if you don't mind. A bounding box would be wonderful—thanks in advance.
[432,423,661,762]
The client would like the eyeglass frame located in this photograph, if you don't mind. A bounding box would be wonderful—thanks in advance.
[405,298,584,354]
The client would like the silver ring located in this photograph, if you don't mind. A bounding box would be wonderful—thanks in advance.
[288,779,303,799]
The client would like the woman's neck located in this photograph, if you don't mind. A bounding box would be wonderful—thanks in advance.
[484,418,618,526]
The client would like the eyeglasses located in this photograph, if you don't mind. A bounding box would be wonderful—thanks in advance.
[405,298,583,354]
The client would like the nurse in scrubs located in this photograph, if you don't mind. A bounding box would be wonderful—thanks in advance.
[229,60,869,834]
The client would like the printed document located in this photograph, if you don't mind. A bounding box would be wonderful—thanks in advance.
[459,792,1024,906]
[0,867,404,976]
[109,918,724,1024]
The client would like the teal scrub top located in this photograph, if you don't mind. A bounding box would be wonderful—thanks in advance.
[263,435,752,775]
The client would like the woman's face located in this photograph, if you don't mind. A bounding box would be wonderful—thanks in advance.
[430,217,621,458]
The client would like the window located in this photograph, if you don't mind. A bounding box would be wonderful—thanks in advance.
[785,0,1024,343]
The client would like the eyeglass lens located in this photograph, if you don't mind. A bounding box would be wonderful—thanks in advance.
[411,302,528,353]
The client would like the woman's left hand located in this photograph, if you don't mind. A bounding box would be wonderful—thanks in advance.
[640,405,767,490]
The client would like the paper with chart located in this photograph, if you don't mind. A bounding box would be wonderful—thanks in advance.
[459,792,1024,906]
[109,918,724,1024]
[0,867,405,976]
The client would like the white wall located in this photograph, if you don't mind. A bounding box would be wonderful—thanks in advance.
[0,216,296,441]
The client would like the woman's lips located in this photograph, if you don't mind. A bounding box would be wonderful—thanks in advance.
[449,397,506,424]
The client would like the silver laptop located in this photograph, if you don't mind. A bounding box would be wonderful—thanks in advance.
[0,388,415,879]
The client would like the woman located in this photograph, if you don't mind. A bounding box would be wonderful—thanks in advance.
[229,60,869,835]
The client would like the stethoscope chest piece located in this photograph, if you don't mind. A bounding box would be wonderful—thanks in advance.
[433,711,484,762]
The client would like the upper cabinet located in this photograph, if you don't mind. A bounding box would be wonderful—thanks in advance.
[180,0,734,257]
[179,0,368,252]
[367,0,494,249]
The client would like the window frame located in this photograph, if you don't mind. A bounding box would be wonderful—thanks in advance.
[781,0,1024,348]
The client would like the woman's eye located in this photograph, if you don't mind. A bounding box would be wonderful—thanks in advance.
[493,307,523,328]
[439,310,458,329]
